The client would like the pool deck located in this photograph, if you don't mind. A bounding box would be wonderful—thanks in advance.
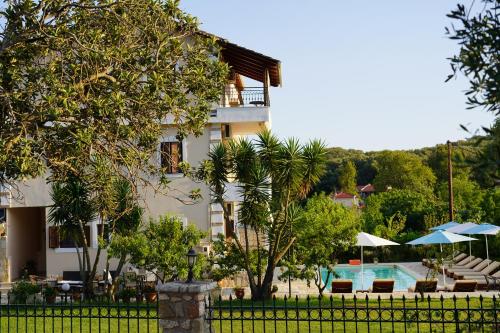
[258,262,500,299]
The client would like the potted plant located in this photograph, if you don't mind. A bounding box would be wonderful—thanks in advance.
[44,286,57,304]
[142,285,157,303]
[118,288,136,303]
[233,286,245,300]
[10,280,40,303]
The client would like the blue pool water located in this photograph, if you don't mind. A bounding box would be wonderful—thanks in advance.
[322,265,417,291]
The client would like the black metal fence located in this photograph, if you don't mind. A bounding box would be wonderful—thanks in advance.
[222,87,269,107]
[206,294,499,333]
[0,291,159,333]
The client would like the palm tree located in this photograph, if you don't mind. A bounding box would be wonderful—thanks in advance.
[202,130,326,300]
[49,176,96,294]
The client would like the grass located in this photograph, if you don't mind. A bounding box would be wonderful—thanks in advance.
[0,302,159,333]
[0,296,497,332]
[207,296,499,333]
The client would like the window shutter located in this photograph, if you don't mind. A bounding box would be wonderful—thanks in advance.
[48,226,60,249]
[160,142,171,170]
[171,142,181,173]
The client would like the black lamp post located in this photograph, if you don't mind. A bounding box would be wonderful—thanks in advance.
[186,248,197,283]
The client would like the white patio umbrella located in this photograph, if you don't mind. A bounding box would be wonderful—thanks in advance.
[406,230,477,287]
[356,232,399,290]
[460,223,500,266]
[446,222,478,263]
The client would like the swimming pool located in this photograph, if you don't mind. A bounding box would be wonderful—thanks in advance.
[322,264,417,291]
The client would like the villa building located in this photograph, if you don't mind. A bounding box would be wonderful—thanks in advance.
[0,35,281,282]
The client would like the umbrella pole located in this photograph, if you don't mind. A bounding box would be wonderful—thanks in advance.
[440,243,446,289]
[485,235,489,266]
[361,245,364,291]
[469,236,472,263]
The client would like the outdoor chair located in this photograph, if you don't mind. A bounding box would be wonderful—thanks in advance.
[62,271,82,281]
[454,261,500,280]
[446,258,489,277]
[443,257,482,275]
[408,279,438,293]
[445,280,477,292]
[331,279,353,293]
[123,271,137,289]
[478,271,500,291]
[369,279,394,293]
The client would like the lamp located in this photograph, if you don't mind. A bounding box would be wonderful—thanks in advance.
[186,248,197,283]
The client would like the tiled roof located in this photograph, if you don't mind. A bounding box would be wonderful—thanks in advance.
[333,192,356,199]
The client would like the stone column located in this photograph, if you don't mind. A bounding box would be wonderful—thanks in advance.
[157,281,217,333]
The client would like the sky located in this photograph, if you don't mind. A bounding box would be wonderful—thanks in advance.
[180,1,495,151]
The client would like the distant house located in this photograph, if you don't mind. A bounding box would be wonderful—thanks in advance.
[357,184,375,199]
[331,192,359,208]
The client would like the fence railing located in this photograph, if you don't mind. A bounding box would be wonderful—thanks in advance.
[221,86,269,107]
[0,291,159,333]
[206,294,499,333]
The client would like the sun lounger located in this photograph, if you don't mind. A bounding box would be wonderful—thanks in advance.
[447,259,491,277]
[423,253,466,267]
[469,271,500,291]
[445,280,477,292]
[454,261,500,280]
[369,279,394,293]
[408,279,438,293]
[443,257,482,275]
[422,253,466,267]
[331,279,353,293]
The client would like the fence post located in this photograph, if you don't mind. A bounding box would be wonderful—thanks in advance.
[157,281,217,333]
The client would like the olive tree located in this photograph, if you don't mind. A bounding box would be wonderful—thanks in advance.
[0,0,228,192]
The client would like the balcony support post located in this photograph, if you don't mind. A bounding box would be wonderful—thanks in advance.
[263,68,270,106]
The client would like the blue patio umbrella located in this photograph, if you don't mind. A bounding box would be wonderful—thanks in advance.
[429,221,460,231]
[407,230,477,287]
[459,223,500,265]
[446,222,478,263]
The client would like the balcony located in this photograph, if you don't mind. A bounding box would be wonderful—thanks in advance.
[220,86,269,108]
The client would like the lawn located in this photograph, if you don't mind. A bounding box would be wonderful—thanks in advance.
[207,296,499,333]
[0,296,497,332]
[0,303,159,333]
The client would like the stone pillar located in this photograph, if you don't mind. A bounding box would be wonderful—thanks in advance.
[157,281,217,333]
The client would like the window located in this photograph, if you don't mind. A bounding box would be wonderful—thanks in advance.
[221,124,231,138]
[160,141,183,174]
[49,226,91,249]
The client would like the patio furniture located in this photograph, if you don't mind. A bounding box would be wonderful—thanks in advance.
[369,279,394,293]
[331,279,353,293]
[483,271,500,291]
[423,252,466,267]
[408,279,438,293]
[454,261,500,280]
[445,258,489,277]
[62,271,81,281]
[445,280,477,292]
[123,271,137,289]
[443,257,483,275]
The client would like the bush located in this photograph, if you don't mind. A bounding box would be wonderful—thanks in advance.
[10,280,40,303]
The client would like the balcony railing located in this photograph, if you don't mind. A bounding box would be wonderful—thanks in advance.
[220,86,269,107]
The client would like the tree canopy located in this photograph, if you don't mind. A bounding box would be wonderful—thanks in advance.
[0,0,228,190]
[337,160,357,194]
[446,0,499,114]
[373,151,436,195]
